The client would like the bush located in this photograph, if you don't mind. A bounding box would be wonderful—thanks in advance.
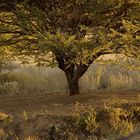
[98,105,134,138]
[0,128,9,140]
[0,112,14,140]
[0,112,13,125]
[72,103,140,139]
[73,103,98,133]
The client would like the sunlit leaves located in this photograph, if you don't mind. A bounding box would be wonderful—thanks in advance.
[0,0,139,67]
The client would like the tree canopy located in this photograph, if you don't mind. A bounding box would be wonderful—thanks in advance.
[0,0,140,95]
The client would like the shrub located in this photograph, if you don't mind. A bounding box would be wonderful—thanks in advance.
[72,103,140,139]
[0,112,13,125]
[98,105,134,138]
[73,103,98,133]
[0,112,15,140]
[0,128,10,140]
[128,105,140,122]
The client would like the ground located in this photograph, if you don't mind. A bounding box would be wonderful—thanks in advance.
[0,90,140,115]
[0,90,140,140]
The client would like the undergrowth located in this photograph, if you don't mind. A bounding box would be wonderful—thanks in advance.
[0,103,140,140]
[72,102,140,139]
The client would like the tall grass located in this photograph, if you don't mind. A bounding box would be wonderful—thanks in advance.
[80,63,140,92]
[0,62,140,95]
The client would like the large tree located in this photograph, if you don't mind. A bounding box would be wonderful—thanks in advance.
[0,0,140,95]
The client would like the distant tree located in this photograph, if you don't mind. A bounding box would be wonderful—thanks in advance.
[0,0,139,95]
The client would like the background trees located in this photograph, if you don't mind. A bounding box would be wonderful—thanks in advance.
[0,0,140,95]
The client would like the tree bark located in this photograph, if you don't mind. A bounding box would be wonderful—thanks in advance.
[64,64,90,96]
[65,71,80,96]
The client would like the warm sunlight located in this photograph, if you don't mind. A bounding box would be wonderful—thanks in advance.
[0,0,140,139]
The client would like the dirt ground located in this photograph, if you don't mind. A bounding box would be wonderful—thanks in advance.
[0,90,140,140]
[0,90,140,115]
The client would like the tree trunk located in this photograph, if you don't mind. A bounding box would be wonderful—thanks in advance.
[64,64,90,96]
[66,74,80,96]
[55,51,106,96]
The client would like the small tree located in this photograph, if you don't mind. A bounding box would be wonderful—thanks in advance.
[0,0,139,95]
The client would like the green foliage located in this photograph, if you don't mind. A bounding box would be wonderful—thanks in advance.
[110,19,140,60]
[0,0,139,65]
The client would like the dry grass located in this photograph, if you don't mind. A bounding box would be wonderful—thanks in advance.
[0,101,140,140]
[0,62,140,95]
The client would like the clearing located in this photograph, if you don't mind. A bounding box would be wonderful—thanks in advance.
[0,90,140,115]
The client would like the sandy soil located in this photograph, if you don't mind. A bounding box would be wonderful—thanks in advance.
[0,90,140,115]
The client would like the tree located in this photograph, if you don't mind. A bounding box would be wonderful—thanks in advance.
[0,0,140,95]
